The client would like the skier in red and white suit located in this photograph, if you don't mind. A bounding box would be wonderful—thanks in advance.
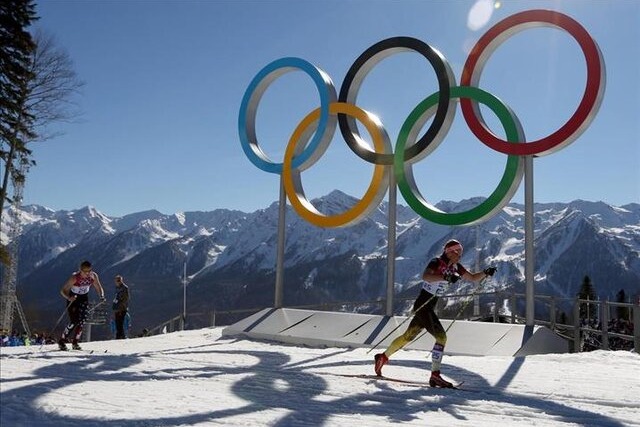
[58,260,105,350]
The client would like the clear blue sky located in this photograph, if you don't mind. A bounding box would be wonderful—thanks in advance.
[24,0,639,217]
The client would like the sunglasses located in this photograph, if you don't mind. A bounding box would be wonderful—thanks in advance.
[445,245,463,256]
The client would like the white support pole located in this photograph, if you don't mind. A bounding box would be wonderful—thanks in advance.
[474,226,480,317]
[524,155,535,326]
[274,177,286,308]
[385,169,396,316]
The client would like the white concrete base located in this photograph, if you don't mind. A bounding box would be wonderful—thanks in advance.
[221,308,569,356]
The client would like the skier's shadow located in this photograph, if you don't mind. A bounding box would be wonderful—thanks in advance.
[0,345,627,427]
[272,351,626,427]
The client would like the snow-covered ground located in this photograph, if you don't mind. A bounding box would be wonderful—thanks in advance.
[1,328,638,426]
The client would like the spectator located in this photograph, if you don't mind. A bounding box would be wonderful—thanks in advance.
[8,330,20,346]
[112,275,130,339]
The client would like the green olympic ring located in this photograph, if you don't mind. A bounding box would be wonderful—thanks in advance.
[395,86,524,225]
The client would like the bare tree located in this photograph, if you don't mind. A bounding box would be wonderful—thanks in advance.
[1,29,84,219]
[27,29,84,138]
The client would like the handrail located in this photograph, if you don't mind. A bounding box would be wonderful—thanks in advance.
[147,314,183,336]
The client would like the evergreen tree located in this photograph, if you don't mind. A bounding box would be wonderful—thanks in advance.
[577,275,597,321]
[0,0,38,217]
[615,289,629,320]
[0,0,37,265]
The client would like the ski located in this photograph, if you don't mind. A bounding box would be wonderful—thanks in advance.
[56,348,108,354]
[327,373,465,389]
[70,348,108,354]
[23,347,107,356]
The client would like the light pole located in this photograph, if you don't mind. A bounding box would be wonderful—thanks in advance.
[182,262,187,330]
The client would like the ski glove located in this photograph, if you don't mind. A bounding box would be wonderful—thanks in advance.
[443,272,461,284]
[483,267,497,276]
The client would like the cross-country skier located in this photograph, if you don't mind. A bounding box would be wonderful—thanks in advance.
[58,261,106,350]
[374,239,496,387]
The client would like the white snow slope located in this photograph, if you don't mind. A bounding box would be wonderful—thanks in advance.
[1,328,638,427]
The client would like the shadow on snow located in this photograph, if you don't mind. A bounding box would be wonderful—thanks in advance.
[0,338,626,427]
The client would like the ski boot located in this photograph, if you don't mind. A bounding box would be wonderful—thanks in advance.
[71,340,82,350]
[429,370,453,388]
[374,353,388,377]
[58,338,68,351]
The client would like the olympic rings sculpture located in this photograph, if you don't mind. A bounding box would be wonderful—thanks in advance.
[238,9,605,227]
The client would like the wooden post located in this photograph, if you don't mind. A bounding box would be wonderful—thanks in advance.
[601,300,609,350]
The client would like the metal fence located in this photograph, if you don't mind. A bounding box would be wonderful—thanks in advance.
[83,301,109,342]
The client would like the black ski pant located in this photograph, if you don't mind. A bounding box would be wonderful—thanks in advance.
[114,310,128,339]
[61,294,89,342]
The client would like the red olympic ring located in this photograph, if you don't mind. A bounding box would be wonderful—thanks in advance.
[461,9,606,157]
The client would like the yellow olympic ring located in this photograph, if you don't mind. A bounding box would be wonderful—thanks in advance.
[283,102,391,227]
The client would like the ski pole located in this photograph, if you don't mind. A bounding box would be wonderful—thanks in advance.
[86,299,106,315]
[412,276,489,346]
[39,299,75,351]
[51,299,75,333]
[447,275,490,332]
[367,292,438,354]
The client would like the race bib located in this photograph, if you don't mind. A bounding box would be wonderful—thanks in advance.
[422,281,446,296]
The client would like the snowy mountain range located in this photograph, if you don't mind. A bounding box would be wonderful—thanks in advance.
[2,191,639,335]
